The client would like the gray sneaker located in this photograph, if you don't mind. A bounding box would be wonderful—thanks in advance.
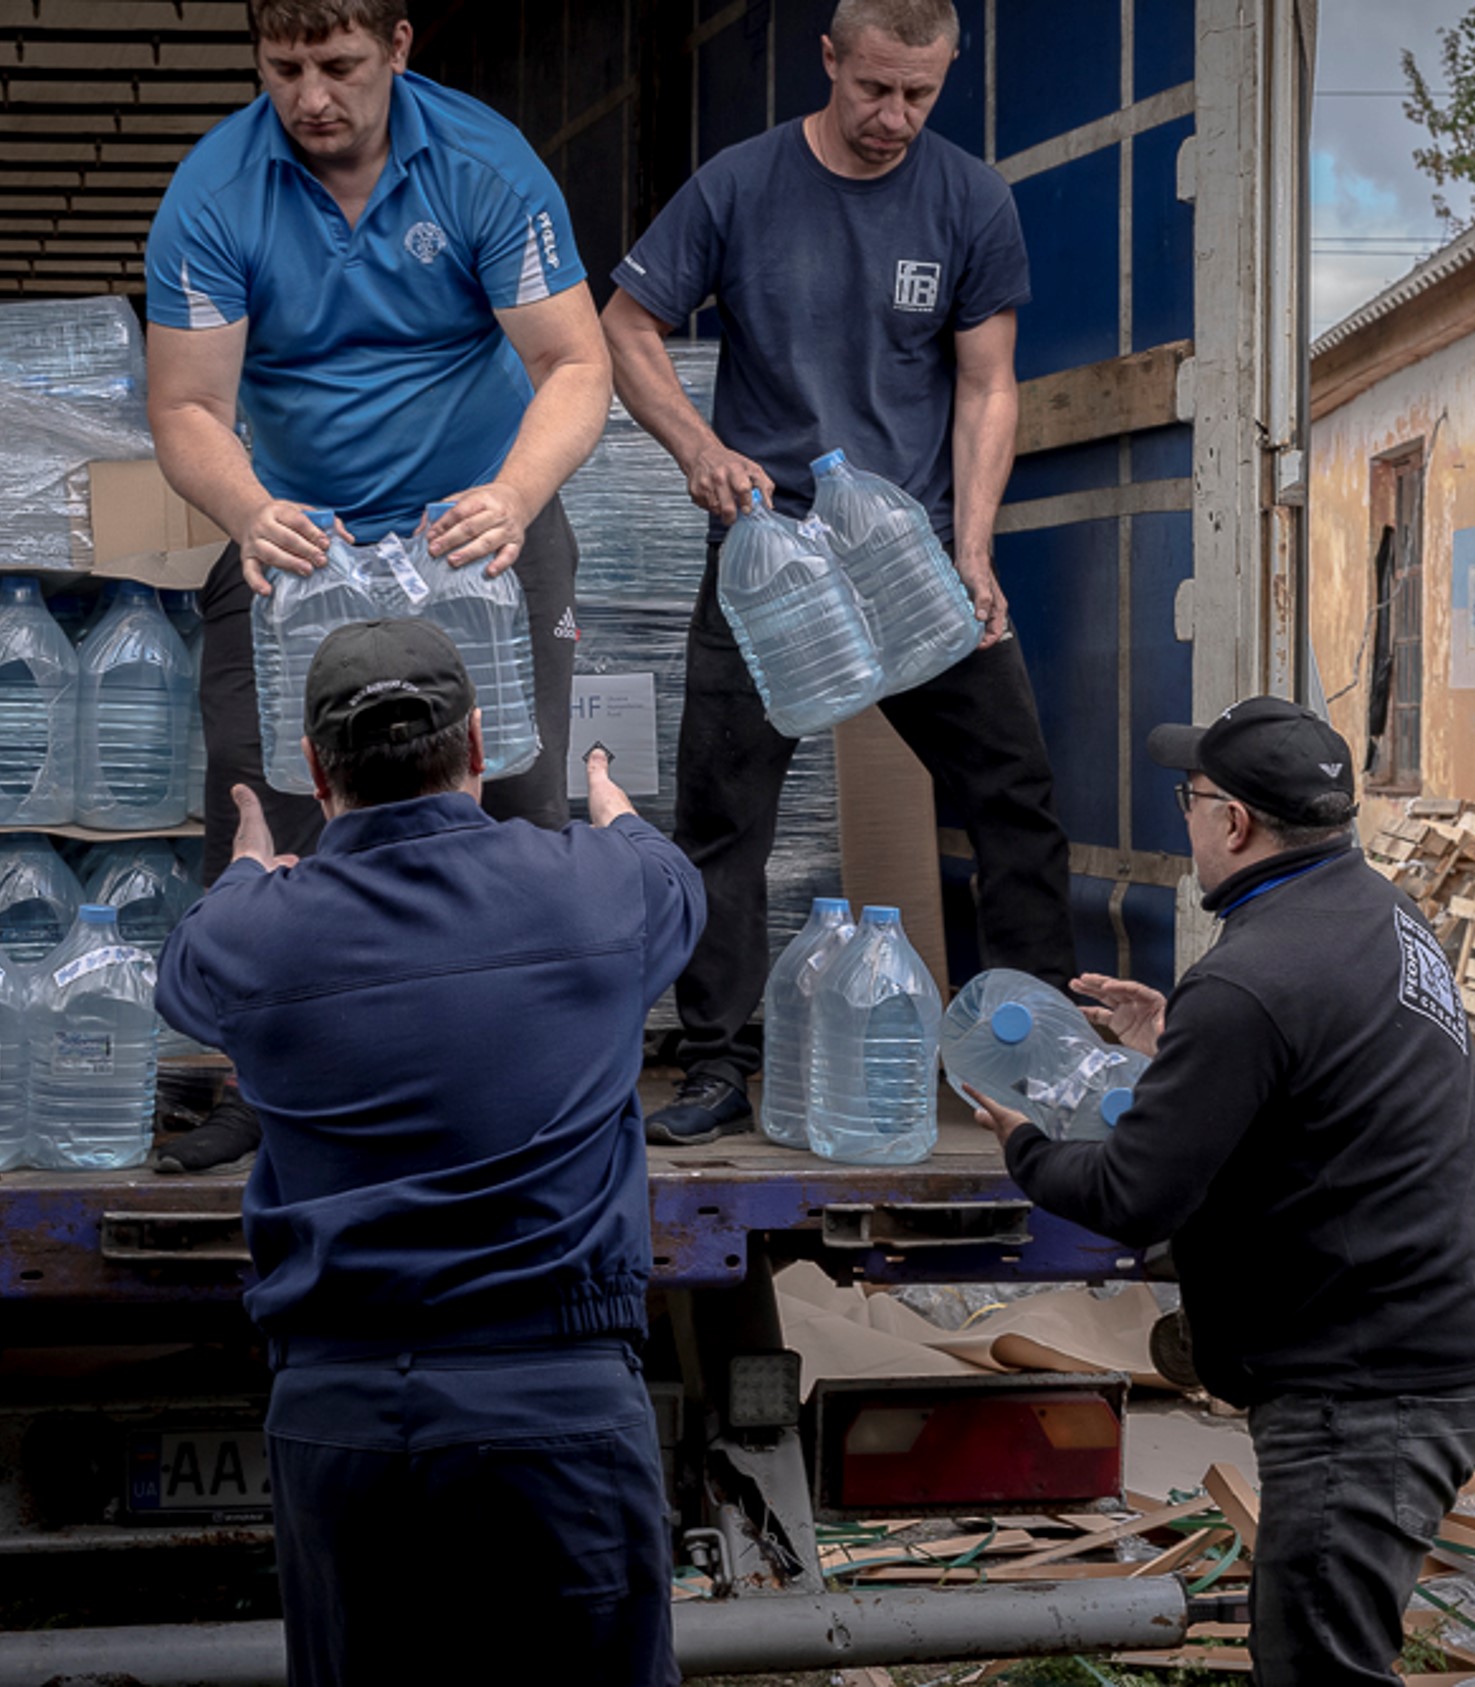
[644,1076,753,1147]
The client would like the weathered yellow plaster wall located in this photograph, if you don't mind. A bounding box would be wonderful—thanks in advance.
[1310,334,1475,834]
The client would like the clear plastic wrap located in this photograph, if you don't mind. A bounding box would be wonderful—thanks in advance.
[0,298,153,573]
[572,597,841,1028]
[561,342,718,604]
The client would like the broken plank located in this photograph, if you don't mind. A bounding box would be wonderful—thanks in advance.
[998,1496,1211,1570]
[1112,1647,1252,1672]
[1128,1525,1230,1577]
[1204,1463,1260,1551]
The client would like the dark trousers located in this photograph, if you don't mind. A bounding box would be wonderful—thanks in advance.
[198,499,581,884]
[1247,1386,1475,1685]
[267,1340,678,1687]
[673,546,1077,1087]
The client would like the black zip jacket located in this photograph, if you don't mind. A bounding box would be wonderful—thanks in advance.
[1006,841,1475,1406]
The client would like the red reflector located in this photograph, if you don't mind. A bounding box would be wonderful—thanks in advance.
[833,1392,1121,1511]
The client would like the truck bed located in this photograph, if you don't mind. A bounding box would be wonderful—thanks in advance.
[0,1073,1137,1324]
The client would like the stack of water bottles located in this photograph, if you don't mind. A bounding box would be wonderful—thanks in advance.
[0,574,196,830]
[717,450,979,738]
[0,834,204,1171]
[761,896,941,1166]
[252,506,539,794]
[941,969,1149,1141]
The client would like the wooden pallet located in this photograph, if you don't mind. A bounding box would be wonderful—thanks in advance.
[1366,800,1475,1019]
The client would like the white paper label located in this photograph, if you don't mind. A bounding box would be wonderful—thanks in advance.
[379,534,430,605]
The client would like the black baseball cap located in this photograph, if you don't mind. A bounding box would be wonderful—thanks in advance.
[1147,696,1356,826]
[304,619,476,752]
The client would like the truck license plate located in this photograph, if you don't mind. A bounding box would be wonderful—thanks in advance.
[127,1429,272,1520]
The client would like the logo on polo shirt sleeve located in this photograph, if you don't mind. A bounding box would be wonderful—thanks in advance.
[894,259,942,312]
[1395,905,1468,1053]
[404,221,448,265]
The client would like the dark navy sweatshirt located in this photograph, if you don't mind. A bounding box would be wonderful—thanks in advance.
[156,793,704,1352]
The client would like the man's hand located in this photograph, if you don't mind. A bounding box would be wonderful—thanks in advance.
[585,748,637,827]
[231,784,299,872]
[427,484,533,576]
[1071,972,1166,1058]
[240,502,343,597]
[955,551,1010,650]
[680,443,774,526]
[962,1082,1030,1148]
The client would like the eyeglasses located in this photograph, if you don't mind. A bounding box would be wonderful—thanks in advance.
[1174,782,1235,817]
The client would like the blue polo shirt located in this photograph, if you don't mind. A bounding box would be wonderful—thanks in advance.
[147,73,587,541]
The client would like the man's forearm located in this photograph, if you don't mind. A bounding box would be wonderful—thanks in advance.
[952,382,1017,571]
[489,355,612,521]
[608,322,722,478]
[150,403,276,544]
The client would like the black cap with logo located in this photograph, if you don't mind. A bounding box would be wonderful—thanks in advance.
[1147,696,1356,826]
[304,619,476,752]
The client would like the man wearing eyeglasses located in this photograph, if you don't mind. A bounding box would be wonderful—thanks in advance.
[969,696,1475,1687]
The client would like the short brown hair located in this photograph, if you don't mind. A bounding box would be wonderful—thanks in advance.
[829,0,960,56]
[249,0,406,51]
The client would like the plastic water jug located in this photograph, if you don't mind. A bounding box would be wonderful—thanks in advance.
[185,618,206,820]
[384,507,540,781]
[76,581,193,829]
[808,904,941,1165]
[717,491,884,738]
[252,512,381,794]
[25,903,157,1171]
[83,841,194,956]
[941,968,1147,1141]
[760,896,856,1149]
[0,834,83,966]
[0,576,79,825]
[85,841,205,1059]
[0,956,26,1171]
[809,450,979,694]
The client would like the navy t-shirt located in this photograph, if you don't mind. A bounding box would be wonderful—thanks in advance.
[614,119,1029,544]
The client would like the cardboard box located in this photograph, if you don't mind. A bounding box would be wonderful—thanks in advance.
[79,458,226,589]
[834,706,948,994]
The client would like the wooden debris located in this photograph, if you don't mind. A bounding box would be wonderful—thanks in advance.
[1365,798,1475,1020]
[1204,1462,1260,1551]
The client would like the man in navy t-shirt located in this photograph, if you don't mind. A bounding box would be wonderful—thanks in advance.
[603,0,1075,1145]
[145,0,611,1169]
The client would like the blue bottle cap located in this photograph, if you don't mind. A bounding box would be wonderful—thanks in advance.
[303,508,335,532]
[0,575,36,595]
[115,579,154,600]
[79,904,115,924]
[861,904,900,924]
[810,448,847,476]
[745,487,764,513]
[813,897,850,915]
[990,1001,1033,1044]
[425,501,455,523]
[1100,1086,1134,1127]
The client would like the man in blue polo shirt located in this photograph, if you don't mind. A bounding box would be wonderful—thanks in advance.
[602,0,1075,1145]
[145,0,610,1168]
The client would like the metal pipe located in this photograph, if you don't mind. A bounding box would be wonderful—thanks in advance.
[0,1581,1190,1685]
[0,1619,286,1687]
[673,1579,1190,1676]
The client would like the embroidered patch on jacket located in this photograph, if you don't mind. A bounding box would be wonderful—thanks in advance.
[893,259,941,312]
[404,222,448,265]
[1395,905,1469,1053]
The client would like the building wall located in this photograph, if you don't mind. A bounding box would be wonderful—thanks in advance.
[1310,333,1475,836]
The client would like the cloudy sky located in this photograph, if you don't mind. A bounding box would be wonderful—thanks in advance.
[1311,0,1471,337]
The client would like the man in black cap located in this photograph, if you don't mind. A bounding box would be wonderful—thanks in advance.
[969,696,1475,1687]
[157,619,702,1687]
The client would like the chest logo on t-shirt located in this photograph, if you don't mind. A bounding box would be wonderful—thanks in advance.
[404,221,448,265]
[1395,905,1468,1053]
[894,260,942,312]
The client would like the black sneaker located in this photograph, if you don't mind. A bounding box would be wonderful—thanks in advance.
[644,1076,753,1147]
[152,1091,262,1175]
